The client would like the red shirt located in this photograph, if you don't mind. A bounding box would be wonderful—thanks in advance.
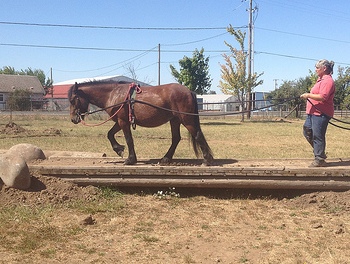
[306,74,335,117]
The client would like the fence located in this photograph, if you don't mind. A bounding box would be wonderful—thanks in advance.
[1,101,349,119]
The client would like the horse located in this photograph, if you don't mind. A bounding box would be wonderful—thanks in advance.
[68,80,214,165]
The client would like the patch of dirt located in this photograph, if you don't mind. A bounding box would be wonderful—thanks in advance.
[0,122,26,134]
[1,161,350,263]
[0,122,62,136]
[0,174,98,206]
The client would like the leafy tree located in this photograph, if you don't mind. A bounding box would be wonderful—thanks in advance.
[218,25,263,121]
[335,66,350,109]
[267,76,312,118]
[7,89,32,111]
[170,48,212,94]
[0,66,16,74]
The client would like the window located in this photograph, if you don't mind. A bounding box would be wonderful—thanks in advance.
[0,94,3,102]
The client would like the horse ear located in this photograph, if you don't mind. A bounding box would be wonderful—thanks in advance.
[73,82,78,94]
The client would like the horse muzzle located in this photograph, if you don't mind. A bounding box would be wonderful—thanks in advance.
[71,113,82,124]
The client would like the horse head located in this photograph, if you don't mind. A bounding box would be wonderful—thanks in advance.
[68,82,89,124]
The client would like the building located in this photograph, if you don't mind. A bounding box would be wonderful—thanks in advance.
[0,74,45,110]
[197,94,238,112]
[197,91,271,113]
[45,75,150,110]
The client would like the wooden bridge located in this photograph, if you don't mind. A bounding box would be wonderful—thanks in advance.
[28,152,350,191]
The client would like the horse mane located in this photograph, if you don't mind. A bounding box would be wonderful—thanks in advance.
[68,80,131,100]
[80,80,131,85]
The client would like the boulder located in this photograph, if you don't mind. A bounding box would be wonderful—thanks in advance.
[8,143,46,162]
[0,154,31,190]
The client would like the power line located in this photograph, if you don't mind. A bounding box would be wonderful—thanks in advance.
[255,27,350,44]
[2,42,349,66]
[54,46,158,73]
[0,43,152,52]
[255,51,350,66]
[0,21,226,31]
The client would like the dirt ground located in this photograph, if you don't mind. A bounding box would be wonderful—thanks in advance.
[1,161,350,263]
[1,123,350,263]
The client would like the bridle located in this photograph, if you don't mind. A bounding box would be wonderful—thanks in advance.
[71,83,141,127]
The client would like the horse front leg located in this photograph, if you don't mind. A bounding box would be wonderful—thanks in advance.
[120,122,137,165]
[107,123,125,157]
[160,118,181,165]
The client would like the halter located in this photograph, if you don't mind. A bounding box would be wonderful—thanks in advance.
[74,83,142,127]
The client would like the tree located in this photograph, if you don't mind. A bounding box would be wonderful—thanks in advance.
[267,76,312,118]
[8,89,32,111]
[218,25,263,121]
[335,66,350,109]
[170,48,212,94]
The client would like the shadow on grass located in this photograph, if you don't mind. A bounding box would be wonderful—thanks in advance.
[115,186,324,201]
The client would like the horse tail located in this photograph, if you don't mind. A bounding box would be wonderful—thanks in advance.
[190,92,213,160]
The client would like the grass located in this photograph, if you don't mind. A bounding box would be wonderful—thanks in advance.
[1,112,350,159]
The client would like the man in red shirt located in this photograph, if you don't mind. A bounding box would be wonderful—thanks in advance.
[300,59,335,167]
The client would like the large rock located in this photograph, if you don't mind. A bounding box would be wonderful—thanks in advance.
[7,143,46,162]
[0,154,31,190]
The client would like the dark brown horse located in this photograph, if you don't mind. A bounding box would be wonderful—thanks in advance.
[68,81,213,165]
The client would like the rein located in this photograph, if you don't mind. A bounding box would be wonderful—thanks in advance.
[79,93,299,126]
[307,99,350,131]
[80,83,141,127]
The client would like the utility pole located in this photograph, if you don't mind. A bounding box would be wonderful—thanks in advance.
[246,0,254,119]
[158,44,161,86]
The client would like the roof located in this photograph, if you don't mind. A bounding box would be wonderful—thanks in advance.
[45,84,72,99]
[0,74,44,94]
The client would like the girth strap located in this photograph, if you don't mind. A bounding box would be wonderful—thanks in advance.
[128,83,142,130]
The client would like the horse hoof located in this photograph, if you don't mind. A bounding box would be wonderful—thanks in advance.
[202,159,214,166]
[113,146,125,157]
[160,157,171,165]
[124,159,136,165]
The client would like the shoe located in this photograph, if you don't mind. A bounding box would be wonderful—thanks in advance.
[309,159,326,167]
[320,153,327,160]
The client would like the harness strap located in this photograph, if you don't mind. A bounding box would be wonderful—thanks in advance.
[128,83,142,130]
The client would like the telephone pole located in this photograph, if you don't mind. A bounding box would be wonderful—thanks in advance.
[158,44,161,86]
[246,0,254,119]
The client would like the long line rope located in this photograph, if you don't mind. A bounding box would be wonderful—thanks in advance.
[79,94,349,131]
[81,96,299,118]
[307,99,350,130]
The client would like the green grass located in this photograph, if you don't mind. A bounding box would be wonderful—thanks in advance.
[1,113,349,159]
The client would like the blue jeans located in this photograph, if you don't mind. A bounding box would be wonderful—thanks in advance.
[303,114,330,160]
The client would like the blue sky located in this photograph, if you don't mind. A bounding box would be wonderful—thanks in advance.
[0,0,349,93]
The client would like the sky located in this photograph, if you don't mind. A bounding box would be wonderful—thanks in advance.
[0,0,349,94]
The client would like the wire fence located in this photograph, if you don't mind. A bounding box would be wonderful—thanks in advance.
[1,101,349,120]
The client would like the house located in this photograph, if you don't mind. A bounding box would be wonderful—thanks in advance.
[0,74,45,110]
[197,94,238,111]
[197,91,271,113]
[45,75,151,110]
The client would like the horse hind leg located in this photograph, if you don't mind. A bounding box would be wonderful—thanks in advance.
[160,118,181,164]
[192,129,214,166]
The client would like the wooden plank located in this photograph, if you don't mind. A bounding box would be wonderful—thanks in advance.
[28,162,350,190]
